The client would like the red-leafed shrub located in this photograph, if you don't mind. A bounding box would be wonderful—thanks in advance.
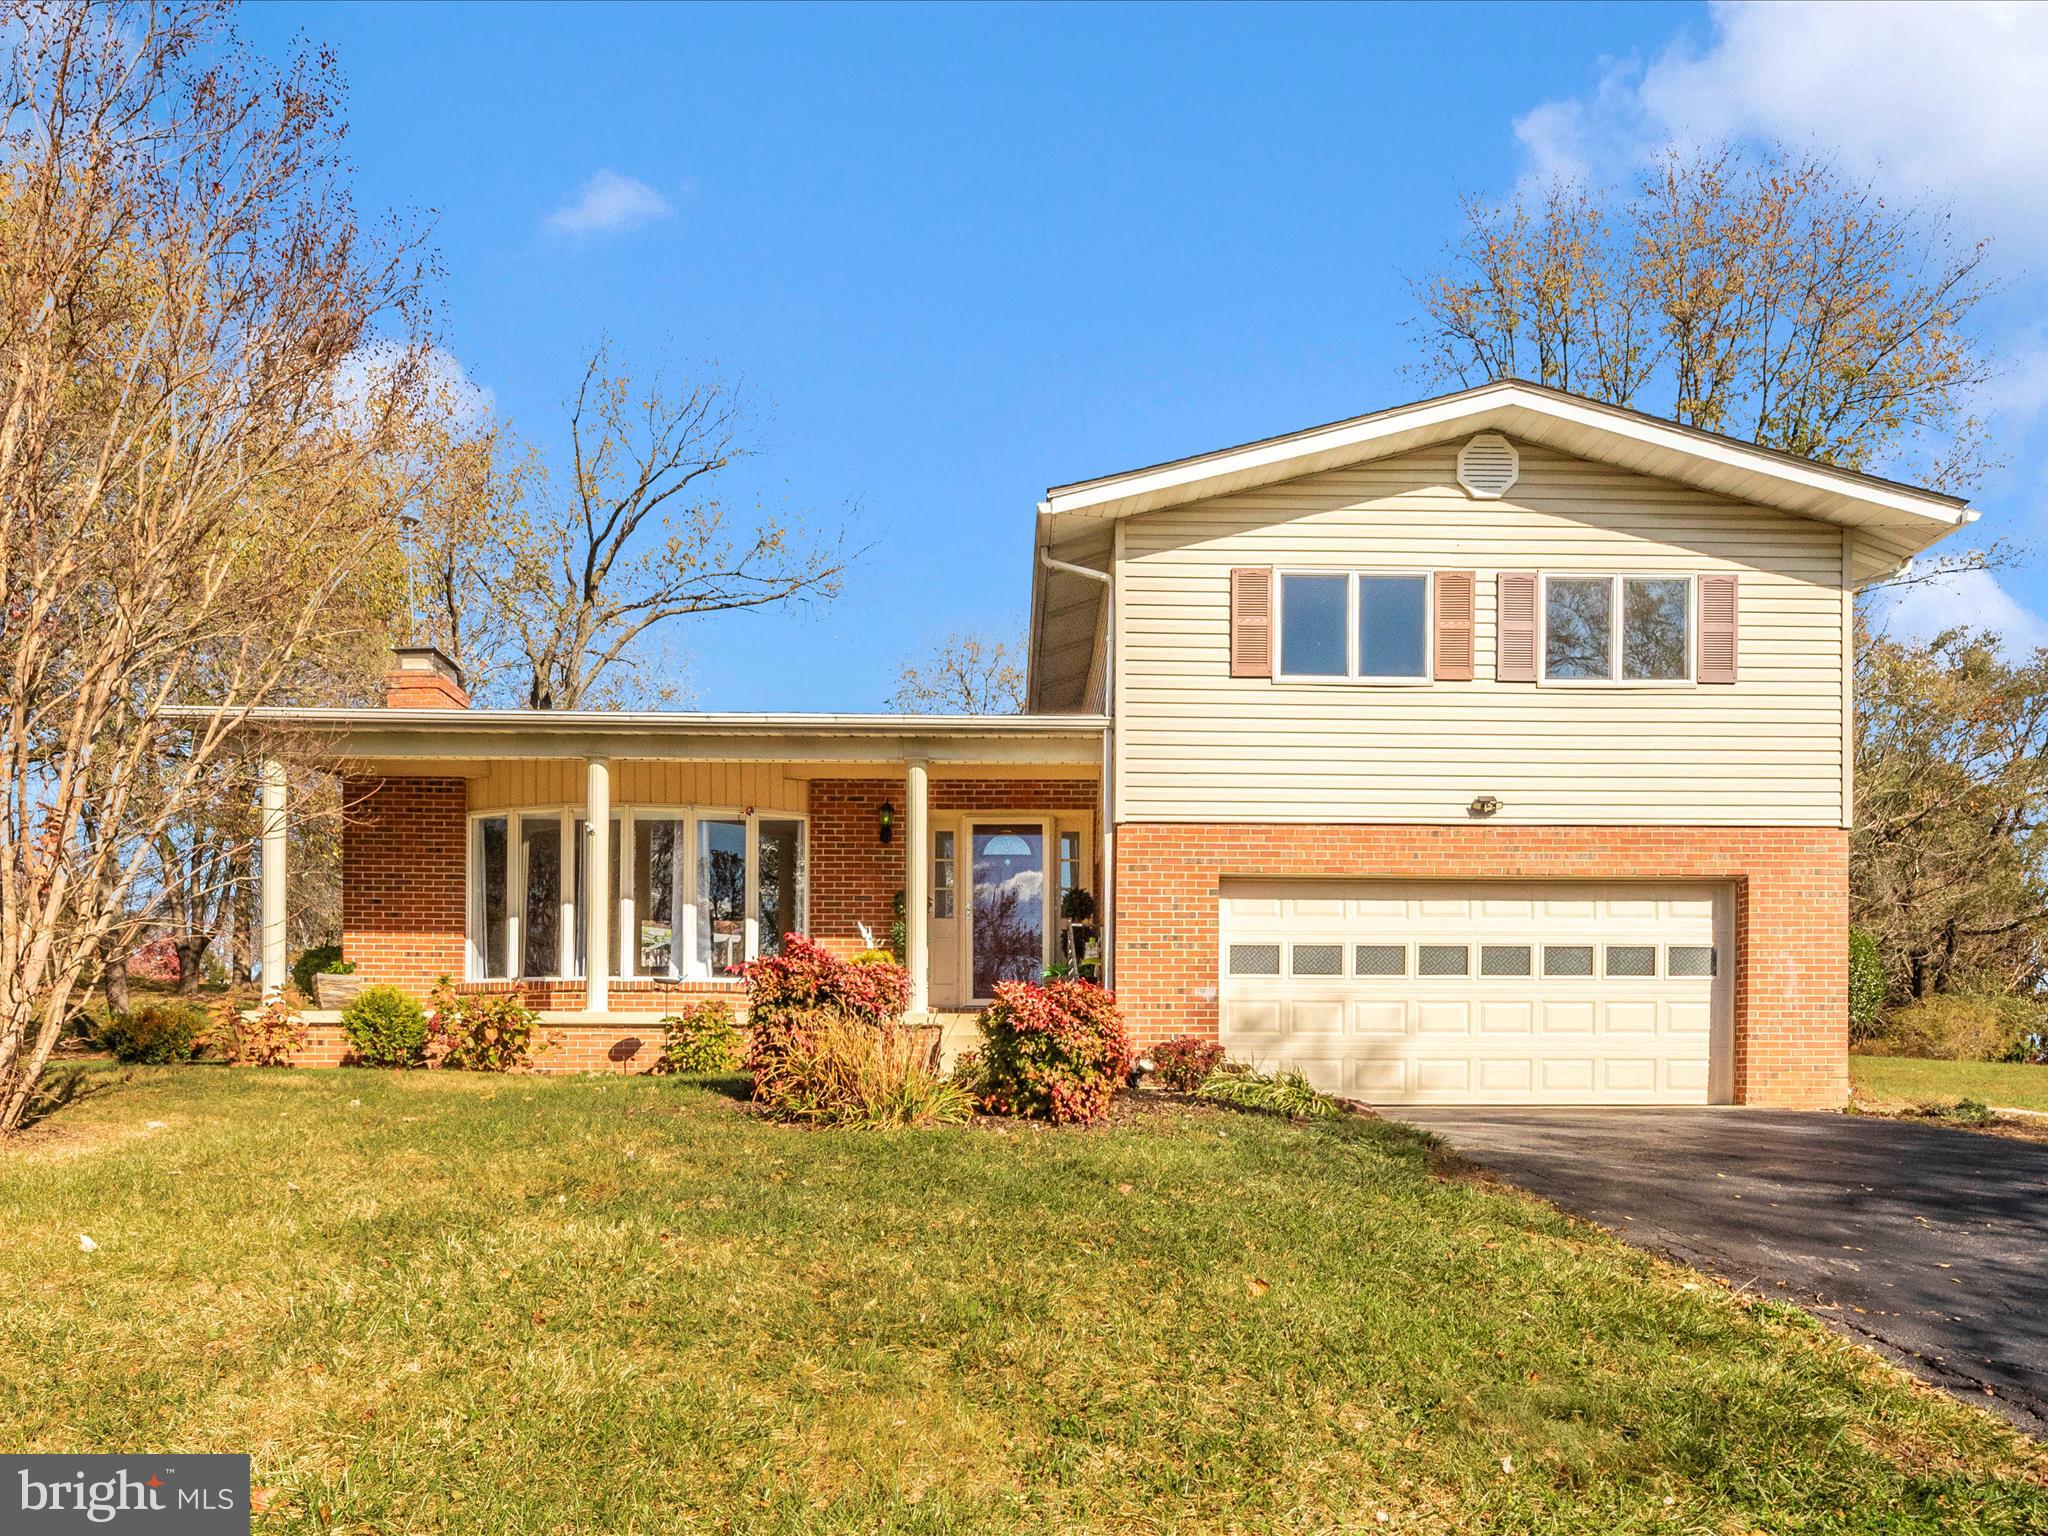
[744,937,951,1123]
[748,935,908,1028]
[971,979,1136,1126]
[1149,1035,1225,1094]
[126,937,181,983]
[206,993,308,1066]
[425,978,548,1072]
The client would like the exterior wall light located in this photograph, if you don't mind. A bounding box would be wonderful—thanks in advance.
[1468,794,1503,819]
[878,801,895,844]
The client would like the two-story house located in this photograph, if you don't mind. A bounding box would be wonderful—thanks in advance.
[209,380,1969,1107]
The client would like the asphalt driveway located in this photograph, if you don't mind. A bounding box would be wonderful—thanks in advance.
[1397,1107,2048,1435]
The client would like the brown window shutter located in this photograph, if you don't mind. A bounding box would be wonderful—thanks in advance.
[1697,574,1738,683]
[1433,571,1474,680]
[1229,567,1274,678]
[1496,571,1538,682]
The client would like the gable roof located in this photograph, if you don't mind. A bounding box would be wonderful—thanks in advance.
[1028,378,1974,710]
[1041,377,1970,532]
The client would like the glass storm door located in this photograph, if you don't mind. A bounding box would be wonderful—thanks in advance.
[971,824,1046,998]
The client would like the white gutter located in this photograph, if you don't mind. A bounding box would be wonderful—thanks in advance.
[160,705,1108,735]
[1038,536,1117,989]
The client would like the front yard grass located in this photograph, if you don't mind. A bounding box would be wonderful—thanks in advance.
[3,1065,2044,1534]
[1852,1054,2048,1113]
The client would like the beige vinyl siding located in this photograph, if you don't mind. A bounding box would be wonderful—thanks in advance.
[1114,440,1850,827]
[469,759,806,813]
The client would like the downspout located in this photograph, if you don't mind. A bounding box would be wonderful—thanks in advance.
[1039,522,1116,989]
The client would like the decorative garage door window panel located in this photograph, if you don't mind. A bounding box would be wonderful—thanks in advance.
[1218,880,1733,1106]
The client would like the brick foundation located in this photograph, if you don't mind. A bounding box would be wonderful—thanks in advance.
[1112,823,1848,1109]
[283,1021,679,1074]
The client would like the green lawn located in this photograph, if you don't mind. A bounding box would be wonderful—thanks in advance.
[3,1068,2043,1534]
[1852,1054,2048,1113]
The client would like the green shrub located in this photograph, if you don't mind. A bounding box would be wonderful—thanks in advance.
[424,979,546,1072]
[1869,992,2039,1063]
[972,979,1136,1125]
[657,999,741,1074]
[290,944,353,997]
[1198,1064,1346,1121]
[94,1002,206,1064]
[1848,927,1886,1042]
[1926,1097,1995,1125]
[1149,1035,1225,1094]
[340,985,429,1068]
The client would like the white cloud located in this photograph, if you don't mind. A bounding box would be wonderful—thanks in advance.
[334,341,494,429]
[1519,2,2048,647]
[1515,3,2048,244]
[1874,566,2048,656]
[544,170,674,237]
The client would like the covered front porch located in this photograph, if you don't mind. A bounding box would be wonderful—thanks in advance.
[245,702,1109,1071]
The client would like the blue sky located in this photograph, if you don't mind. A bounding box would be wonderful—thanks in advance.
[248,2,2048,708]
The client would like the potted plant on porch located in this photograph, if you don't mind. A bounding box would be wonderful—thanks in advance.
[1060,887,1098,980]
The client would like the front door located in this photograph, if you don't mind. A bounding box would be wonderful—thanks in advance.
[970,822,1047,999]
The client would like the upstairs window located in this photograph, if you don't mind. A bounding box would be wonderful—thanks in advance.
[1277,571,1430,682]
[1543,574,1691,684]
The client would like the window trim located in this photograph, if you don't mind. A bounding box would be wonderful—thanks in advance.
[1538,572,1696,688]
[932,829,957,921]
[466,804,807,984]
[1273,569,1435,686]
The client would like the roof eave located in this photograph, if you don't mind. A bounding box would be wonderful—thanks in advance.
[1040,380,1969,554]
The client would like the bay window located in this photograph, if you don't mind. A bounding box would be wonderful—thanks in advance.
[519,815,563,978]
[1542,574,1692,684]
[696,817,747,976]
[756,818,804,959]
[470,806,806,983]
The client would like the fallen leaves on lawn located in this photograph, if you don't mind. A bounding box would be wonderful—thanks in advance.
[1245,1276,1270,1297]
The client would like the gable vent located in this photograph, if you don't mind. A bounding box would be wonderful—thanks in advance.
[1457,432,1520,499]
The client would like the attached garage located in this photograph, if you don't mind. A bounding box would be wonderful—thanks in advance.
[1218,880,1733,1105]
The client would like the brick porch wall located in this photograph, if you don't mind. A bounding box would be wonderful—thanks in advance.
[808,776,1099,957]
[340,775,468,995]
[1111,823,1848,1109]
[284,1021,678,1074]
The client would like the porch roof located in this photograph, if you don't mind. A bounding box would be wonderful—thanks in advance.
[164,706,1109,768]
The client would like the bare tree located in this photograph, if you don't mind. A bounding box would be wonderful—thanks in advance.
[1855,622,2048,1004]
[0,1,437,1132]
[891,628,1027,714]
[1408,145,1997,491]
[507,341,851,709]
[406,409,534,704]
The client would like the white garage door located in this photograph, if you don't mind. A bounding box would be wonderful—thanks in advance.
[1218,880,1732,1105]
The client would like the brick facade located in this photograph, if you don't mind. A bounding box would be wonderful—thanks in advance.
[807,776,1100,956]
[340,775,468,995]
[1112,822,1849,1109]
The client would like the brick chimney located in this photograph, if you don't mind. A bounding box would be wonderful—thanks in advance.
[383,645,470,709]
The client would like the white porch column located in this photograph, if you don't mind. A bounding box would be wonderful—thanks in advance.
[259,758,288,999]
[904,759,930,1014]
[585,758,611,1014]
